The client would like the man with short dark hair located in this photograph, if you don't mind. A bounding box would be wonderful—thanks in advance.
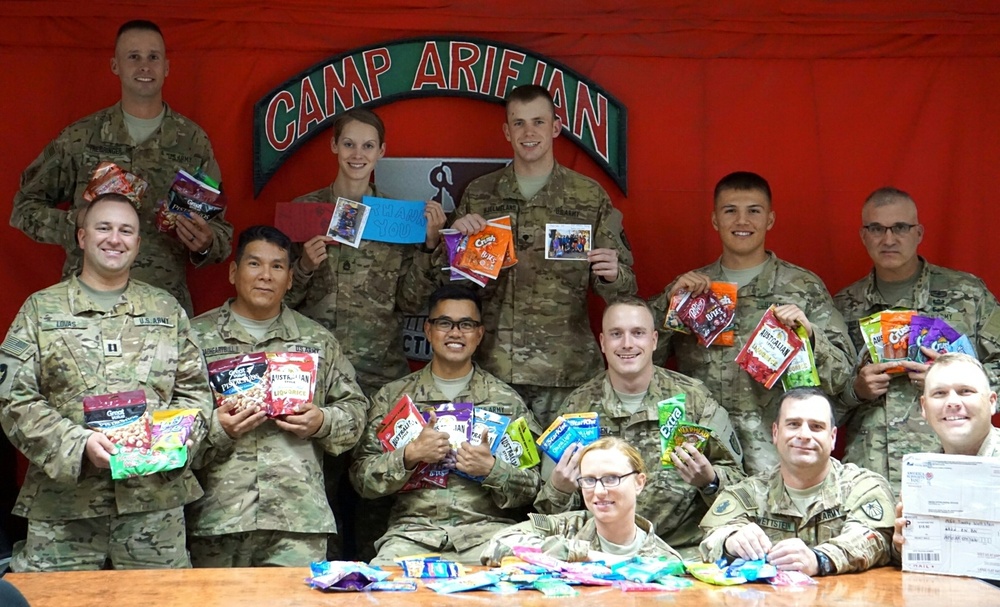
[350,284,542,564]
[11,19,231,314]
[0,193,212,571]
[650,172,855,475]
[835,187,1000,491]
[186,226,367,567]
[700,388,894,576]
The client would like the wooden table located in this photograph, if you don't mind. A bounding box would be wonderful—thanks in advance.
[6,566,1000,606]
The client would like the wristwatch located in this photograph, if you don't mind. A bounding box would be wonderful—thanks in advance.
[813,548,835,576]
[700,474,720,497]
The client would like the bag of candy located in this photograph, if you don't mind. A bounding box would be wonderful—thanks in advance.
[155,169,224,235]
[83,161,148,205]
[676,289,735,346]
[109,409,201,480]
[440,229,486,286]
[266,352,317,416]
[880,310,915,370]
[735,307,803,389]
[455,221,512,281]
[781,324,820,389]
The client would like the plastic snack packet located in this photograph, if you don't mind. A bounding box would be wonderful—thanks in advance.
[83,390,151,451]
[376,395,430,491]
[662,423,712,467]
[399,558,462,578]
[880,310,915,370]
[781,324,820,389]
[536,416,585,461]
[83,161,148,204]
[426,571,501,593]
[533,579,578,597]
[490,215,519,268]
[207,353,269,414]
[562,412,600,444]
[155,169,224,235]
[658,395,686,468]
[440,229,487,286]
[455,221,512,280]
[108,409,201,480]
[676,289,735,346]
[266,352,317,416]
[735,307,803,389]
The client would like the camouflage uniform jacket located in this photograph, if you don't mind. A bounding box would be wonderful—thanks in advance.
[534,367,745,552]
[187,301,367,536]
[650,252,856,474]
[349,364,542,552]
[833,259,1000,491]
[11,103,233,314]
[699,459,895,574]
[285,184,432,393]
[977,427,1000,457]
[0,276,211,521]
[481,511,681,566]
[447,162,637,387]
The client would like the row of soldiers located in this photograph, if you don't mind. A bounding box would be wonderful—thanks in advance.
[1,18,998,571]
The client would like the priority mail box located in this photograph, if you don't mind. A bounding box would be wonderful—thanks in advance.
[901,452,1000,580]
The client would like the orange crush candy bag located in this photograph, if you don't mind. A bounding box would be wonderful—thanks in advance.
[490,215,518,268]
[880,310,915,373]
[710,282,738,347]
[455,221,512,280]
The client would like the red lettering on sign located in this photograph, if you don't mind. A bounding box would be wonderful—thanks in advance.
[265,91,296,152]
[449,41,481,91]
[363,48,391,100]
[479,45,497,95]
[413,42,447,90]
[323,57,371,115]
[573,81,609,162]
[494,49,525,97]
[297,77,325,138]
[546,68,570,130]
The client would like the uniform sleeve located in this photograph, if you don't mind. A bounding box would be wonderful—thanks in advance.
[973,282,1000,387]
[649,286,677,367]
[480,512,591,565]
[816,472,895,573]
[698,487,756,563]
[591,194,636,299]
[10,130,78,249]
[0,300,91,482]
[188,139,232,267]
[348,387,418,498]
[312,341,367,456]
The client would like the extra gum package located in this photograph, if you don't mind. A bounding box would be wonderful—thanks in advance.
[735,307,803,389]
[658,395,686,468]
[207,353,269,414]
[83,390,151,452]
[881,310,915,372]
[266,352,317,416]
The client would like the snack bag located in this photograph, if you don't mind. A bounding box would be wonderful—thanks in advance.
[501,417,540,469]
[676,289,735,346]
[490,215,519,269]
[155,169,224,234]
[151,408,200,449]
[662,291,690,333]
[109,409,201,480]
[376,395,429,492]
[419,403,474,488]
[536,416,585,462]
[83,161,148,205]
[859,312,885,364]
[907,315,936,361]
[562,412,600,445]
[207,353,269,414]
[266,352,317,416]
[781,324,820,390]
[880,310,915,372]
[83,390,151,451]
[915,317,962,361]
[663,283,738,347]
[440,229,486,286]
[658,395,686,468]
[735,307,804,389]
[948,334,977,357]
[456,406,509,481]
[455,222,512,280]
[662,423,712,467]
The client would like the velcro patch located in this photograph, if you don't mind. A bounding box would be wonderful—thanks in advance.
[0,358,21,400]
[861,500,884,521]
[528,512,554,534]
[134,317,174,327]
[1,335,31,360]
[732,486,757,511]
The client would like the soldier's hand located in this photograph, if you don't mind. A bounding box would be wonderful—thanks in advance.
[668,271,712,298]
[854,362,897,401]
[773,304,812,339]
[588,248,620,282]
[299,235,333,273]
[176,213,214,254]
[274,401,325,439]
[452,213,488,236]
[549,442,585,494]
[670,443,716,487]
[768,538,819,575]
[905,347,940,390]
[84,432,117,469]
[403,412,451,468]
[724,523,772,561]
[424,201,447,249]
[456,434,496,478]
[217,402,268,439]
[893,500,907,557]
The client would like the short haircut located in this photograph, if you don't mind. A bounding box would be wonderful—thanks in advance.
[116,20,163,45]
[777,387,836,426]
[427,284,482,317]
[333,108,385,146]
[863,186,915,210]
[579,436,646,476]
[235,225,292,263]
[925,352,991,389]
[714,171,772,205]
[81,192,137,226]
[505,84,556,117]
[602,295,654,323]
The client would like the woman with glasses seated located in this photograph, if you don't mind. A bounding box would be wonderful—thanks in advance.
[481,436,682,565]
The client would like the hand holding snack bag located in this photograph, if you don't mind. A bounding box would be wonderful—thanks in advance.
[880,310,915,372]
[454,220,512,281]
[155,168,224,235]
[675,289,735,347]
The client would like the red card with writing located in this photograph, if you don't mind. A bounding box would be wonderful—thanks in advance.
[274,202,334,242]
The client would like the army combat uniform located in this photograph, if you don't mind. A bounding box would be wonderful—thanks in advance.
[11,103,233,314]
[481,512,681,565]
[447,162,637,427]
[834,259,1000,491]
[534,367,745,557]
[700,459,895,574]
[187,301,367,567]
[976,428,1000,457]
[0,277,211,571]
[349,365,542,565]
[650,252,856,475]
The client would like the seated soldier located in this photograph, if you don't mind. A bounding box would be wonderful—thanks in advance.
[535,296,744,557]
[892,353,999,558]
[483,436,682,565]
[186,226,368,567]
[700,387,894,576]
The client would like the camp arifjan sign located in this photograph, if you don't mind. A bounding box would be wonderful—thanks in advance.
[252,37,627,196]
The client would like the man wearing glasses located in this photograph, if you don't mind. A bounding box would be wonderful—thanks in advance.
[834,186,1000,492]
[349,284,542,564]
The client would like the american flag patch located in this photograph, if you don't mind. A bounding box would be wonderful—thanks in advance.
[0,335,30,358]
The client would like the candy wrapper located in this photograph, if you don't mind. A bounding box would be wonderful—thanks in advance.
[533,579,578,597]
[155,169,224,234]
[426,571,500,593]
[83,161,148,205]
[440,229,487,286]
[400,558,462,578]
[108,408,201,480]
[611,556,686,582]
[536,416,586,462]
[658,395,686,468]
[781,324,820,390]
[675,289,735,346]
[769,570,818,586]
[859,312,886,365]
[266,352,317,416]
[686,562,746,586]
[881,310,915,370]
[665,282,738,346]
[457,407,512,482]
[912,316,962,361]
[735,307,803,389]
[562,412,600,444]
[208,353,269,415]
[661,423,712,467]
[307,560,392,592]
[616,577,692,592]
[501,417,540,469]
[84,390,151,451]
[455,221,512,280]
[376,395,430,492]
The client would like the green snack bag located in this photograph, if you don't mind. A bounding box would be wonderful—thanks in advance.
[781,324,820,389]
[532,579,578,597]
[504,417,541,469]
[110,446,187,480]
[859,312,885,364]
[658,395,686,468]
[662,423,713,468]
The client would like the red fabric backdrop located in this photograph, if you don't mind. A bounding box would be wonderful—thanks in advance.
[1,1,999,326]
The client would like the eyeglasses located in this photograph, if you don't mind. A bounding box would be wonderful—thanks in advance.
[862,223,919,237]
[576,471,638,489]
[427,317,483,333]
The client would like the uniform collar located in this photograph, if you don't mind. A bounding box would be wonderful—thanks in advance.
[67,275,147,316]
[860,257,930,308]
[767,459,843,517]
[213,299,301,344]
[596,368,675,423]
[705,251,780,296]
[109,101,180,148]
[495,160,566,202]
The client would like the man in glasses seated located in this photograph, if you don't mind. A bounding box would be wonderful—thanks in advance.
[482,437,682,564]
[700,388,895,576]
[834,186,1000,493]
[349,285,542,564]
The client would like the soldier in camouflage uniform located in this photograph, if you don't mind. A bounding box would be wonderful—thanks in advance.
[700,388,894,576]
[0,193,212,571]
[483,437,682,565]
[834,187,1000,492]
[187,226,367,567]
[650,172,855,475]
[440,85,636,429]
[10,20,232,315]
[535,296,744,557]
[349,285,542,564]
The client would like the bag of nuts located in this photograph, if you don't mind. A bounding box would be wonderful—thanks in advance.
[83,389,152,452]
